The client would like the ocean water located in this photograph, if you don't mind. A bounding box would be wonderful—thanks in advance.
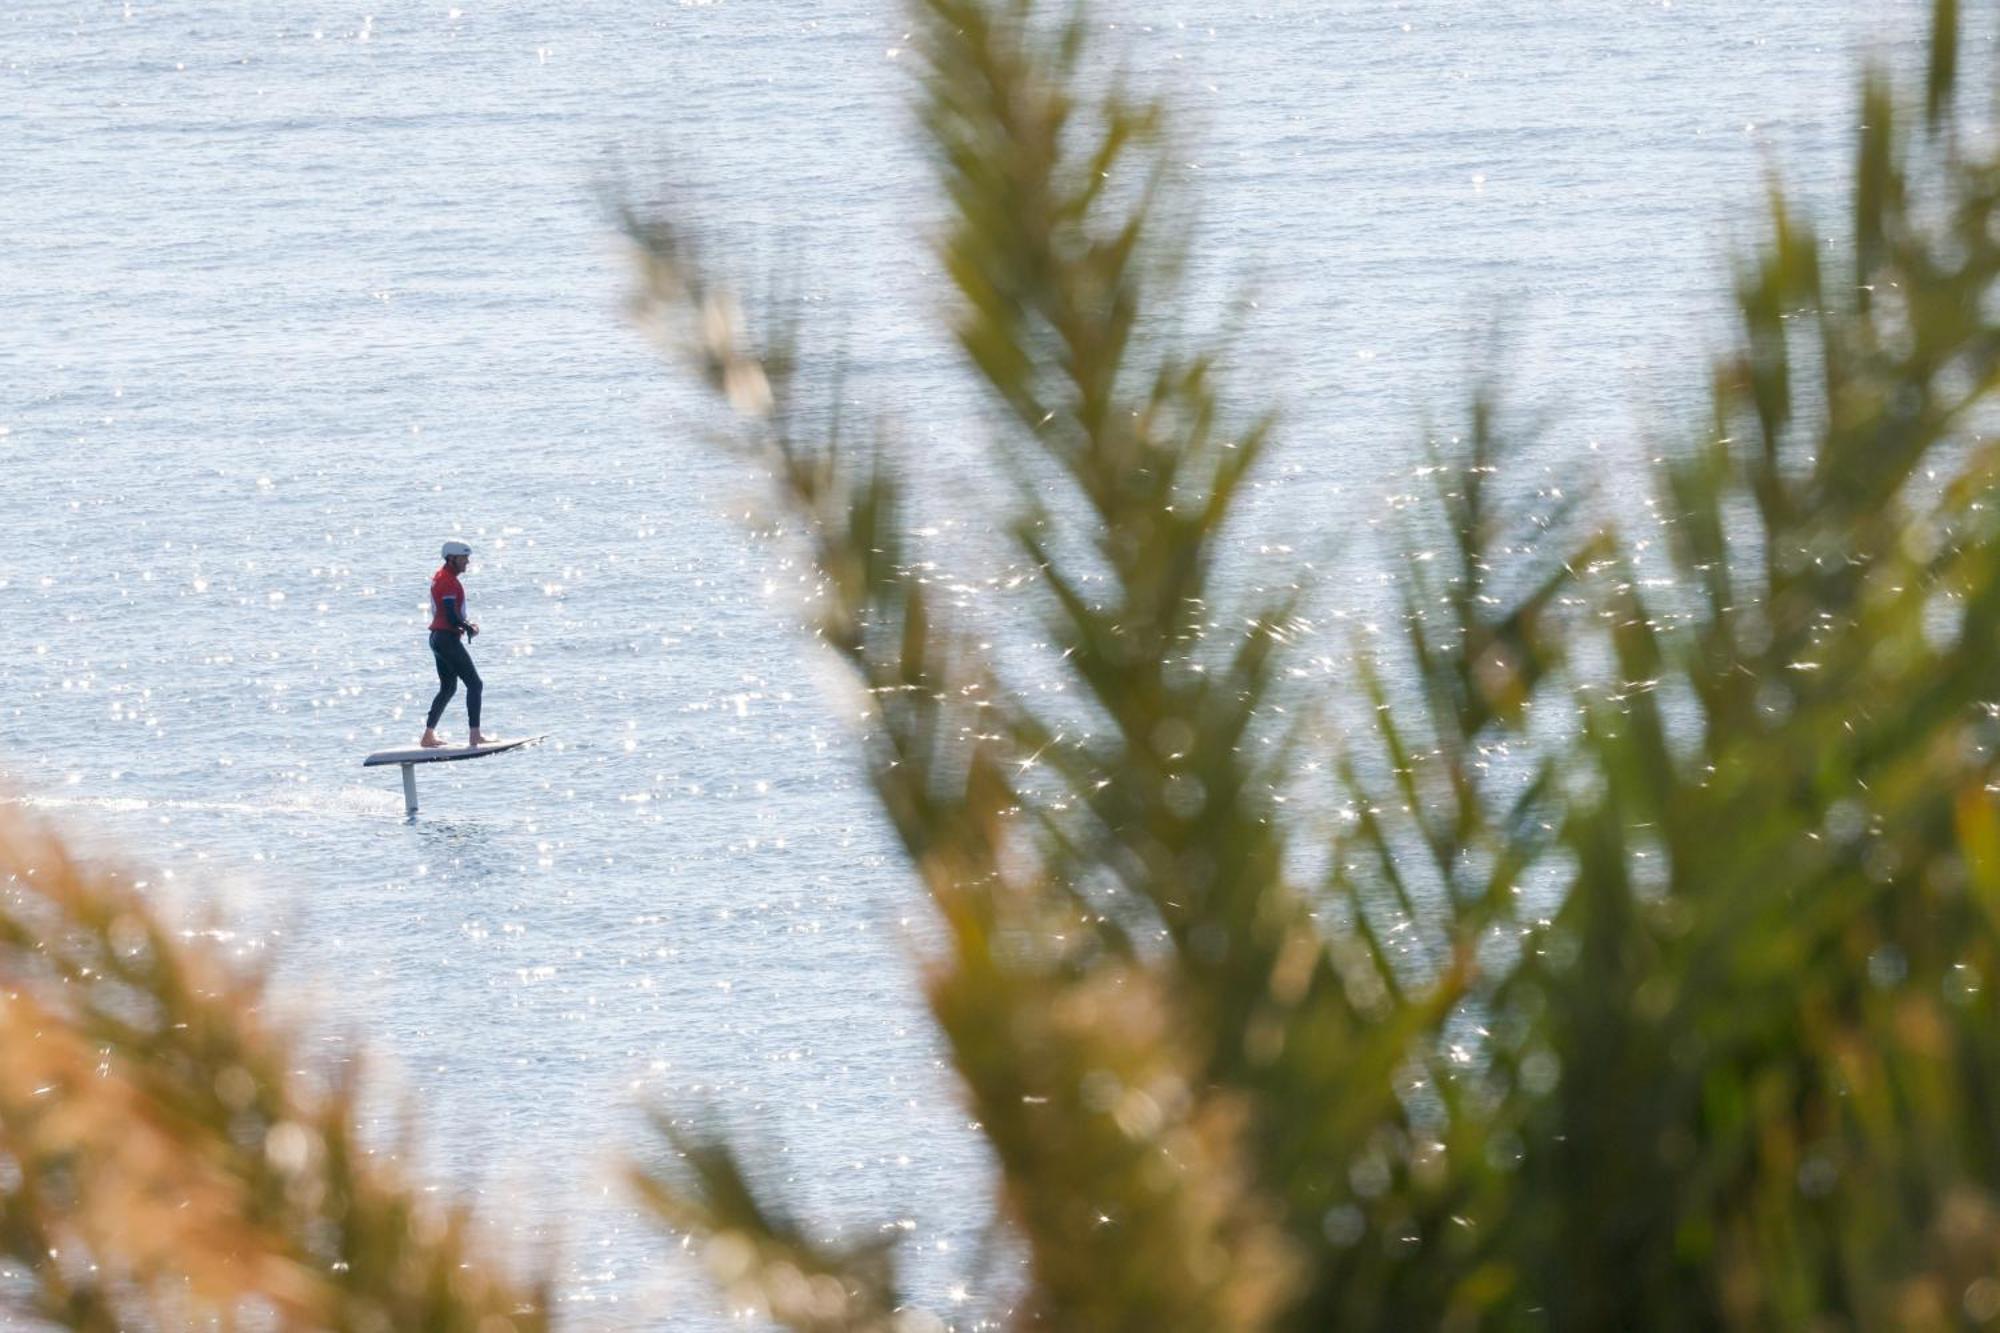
[0,1,1944,1325]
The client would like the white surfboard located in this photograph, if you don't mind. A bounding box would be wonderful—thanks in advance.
[361,735,544,815]
[362,735,544,768]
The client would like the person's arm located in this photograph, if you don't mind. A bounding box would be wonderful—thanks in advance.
[440,593,471,633]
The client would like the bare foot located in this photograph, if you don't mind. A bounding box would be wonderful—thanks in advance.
[468,729,489,748]
[420,730,448,749]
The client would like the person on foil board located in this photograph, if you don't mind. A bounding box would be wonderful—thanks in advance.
[419,539,496,749]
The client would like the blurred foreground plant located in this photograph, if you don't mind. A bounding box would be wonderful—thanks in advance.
[623,0,2000,1329]
[0,812,546,1330]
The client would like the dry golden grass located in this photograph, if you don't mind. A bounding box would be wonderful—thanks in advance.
[0,811,546,1331]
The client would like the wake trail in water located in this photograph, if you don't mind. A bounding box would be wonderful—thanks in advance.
[4,786,411,821]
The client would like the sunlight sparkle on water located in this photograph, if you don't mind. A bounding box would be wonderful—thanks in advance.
[0,0,1928,1324]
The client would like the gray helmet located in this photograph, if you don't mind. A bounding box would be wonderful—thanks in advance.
[441,540,472,559]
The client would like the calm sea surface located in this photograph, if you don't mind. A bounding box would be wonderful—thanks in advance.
[0,1,1945,1325]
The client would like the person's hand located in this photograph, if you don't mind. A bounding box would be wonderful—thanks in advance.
[467,623,480,639]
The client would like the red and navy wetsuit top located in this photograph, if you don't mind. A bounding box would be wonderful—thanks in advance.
[429,565,468,635]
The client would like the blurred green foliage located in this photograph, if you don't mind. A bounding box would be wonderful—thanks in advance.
[7,0,2000,1327]
[624,0,2000,1327]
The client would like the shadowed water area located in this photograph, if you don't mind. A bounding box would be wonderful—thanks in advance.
[0,1,1941,1324]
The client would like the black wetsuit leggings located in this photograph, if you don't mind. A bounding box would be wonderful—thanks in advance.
[425,630,482,730]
